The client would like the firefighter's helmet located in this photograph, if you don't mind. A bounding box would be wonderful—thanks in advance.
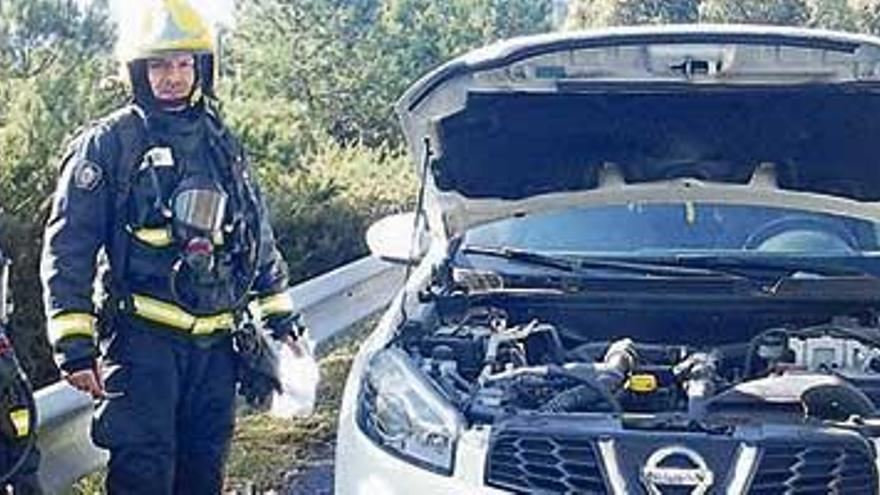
[118,0,217,106]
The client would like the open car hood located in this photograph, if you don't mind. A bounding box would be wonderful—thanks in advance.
[397,25,880,236]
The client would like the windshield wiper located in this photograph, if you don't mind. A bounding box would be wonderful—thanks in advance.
[660,254,879,295]
[666,255,873,279]
[457,247,880,297]
[459,246,747,280]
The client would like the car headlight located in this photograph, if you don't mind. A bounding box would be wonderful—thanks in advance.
[356,347,463,475]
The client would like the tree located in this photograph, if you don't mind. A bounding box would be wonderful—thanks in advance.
[0,0,119,384]
[229,0,554,149]
[566,0,699,29]
[850,0,880,34]
[698,0,811,25]
[806,0,858,30]
[565,0,861,30]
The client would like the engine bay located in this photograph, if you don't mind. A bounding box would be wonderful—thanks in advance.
[394,302,880,425]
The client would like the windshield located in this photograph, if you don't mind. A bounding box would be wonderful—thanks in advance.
[462,203,880,256]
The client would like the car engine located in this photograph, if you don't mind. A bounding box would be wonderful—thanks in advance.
[398,305,880,424]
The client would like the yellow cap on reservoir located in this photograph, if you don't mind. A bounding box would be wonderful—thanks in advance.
[626,374,659,393]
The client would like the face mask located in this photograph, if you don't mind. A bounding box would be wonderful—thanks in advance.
[171,181,228,277]
[173,188,227,233]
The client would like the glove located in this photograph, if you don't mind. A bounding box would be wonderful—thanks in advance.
[236,368,277,410]
[233,321,281,409]
[264,312,308,342]
[53,336,97,375]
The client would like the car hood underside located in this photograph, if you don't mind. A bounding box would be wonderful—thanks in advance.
[432,88,880,202]
[397,26,880,235]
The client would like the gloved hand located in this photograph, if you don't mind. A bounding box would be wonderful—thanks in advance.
[236,367,277,409]
[264,312,308,342]
[233,320,281,409]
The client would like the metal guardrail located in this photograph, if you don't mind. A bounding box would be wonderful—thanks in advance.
[33,256,404,494]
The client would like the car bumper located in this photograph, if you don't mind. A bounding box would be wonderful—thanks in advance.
[337,404,880,495]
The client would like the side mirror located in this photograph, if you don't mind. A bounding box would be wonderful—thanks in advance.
[366,212,429,265]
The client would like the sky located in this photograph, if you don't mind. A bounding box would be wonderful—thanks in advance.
[75,0,237,30]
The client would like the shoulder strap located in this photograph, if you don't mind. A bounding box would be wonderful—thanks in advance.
[106,106,148,299]
[112,108,146,211]
[202,107,263,306]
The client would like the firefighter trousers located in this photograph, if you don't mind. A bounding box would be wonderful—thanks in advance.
[91,319,237,495]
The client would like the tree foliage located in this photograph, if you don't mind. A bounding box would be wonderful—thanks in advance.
[565,0,875,32]
[566,0,698,29]
[851,0,880,33]
[229,0,554,148]
[699,0,810,25]
[0,0,121,382]
[808,0,858,30]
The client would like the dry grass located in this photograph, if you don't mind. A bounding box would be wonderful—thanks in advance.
[224,344,357,493]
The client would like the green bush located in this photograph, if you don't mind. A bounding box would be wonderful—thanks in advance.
[257,139,415,282]
[1,215,56,386]
[230,0,554,146]
[0,0,118,385]
[222,94,416,282]
[564,0,878,32]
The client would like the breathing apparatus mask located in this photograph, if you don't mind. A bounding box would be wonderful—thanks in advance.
[171,177,227,273]
[166,175,237,309]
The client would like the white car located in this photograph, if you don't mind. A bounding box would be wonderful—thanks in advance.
[335,25,880,494]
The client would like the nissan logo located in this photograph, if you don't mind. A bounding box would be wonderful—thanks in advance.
[641,445,714,495]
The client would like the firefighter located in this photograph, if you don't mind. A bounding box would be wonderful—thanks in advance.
[40,1,303,493]
[0,252,41,495]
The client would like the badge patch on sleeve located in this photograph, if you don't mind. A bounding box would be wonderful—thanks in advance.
[73,160,103,191]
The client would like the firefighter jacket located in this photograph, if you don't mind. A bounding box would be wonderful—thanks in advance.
[40,103,294,373]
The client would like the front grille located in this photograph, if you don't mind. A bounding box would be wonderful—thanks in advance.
[485,417,879,495]
[486,429,607,494]
[749,441,878,495]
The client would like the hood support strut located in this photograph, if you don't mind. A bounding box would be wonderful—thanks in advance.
[398,138,434,325]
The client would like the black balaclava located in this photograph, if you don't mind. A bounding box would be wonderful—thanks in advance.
[128,54,214,113]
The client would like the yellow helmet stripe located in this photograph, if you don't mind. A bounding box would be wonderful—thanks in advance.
[166,0,209,36]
